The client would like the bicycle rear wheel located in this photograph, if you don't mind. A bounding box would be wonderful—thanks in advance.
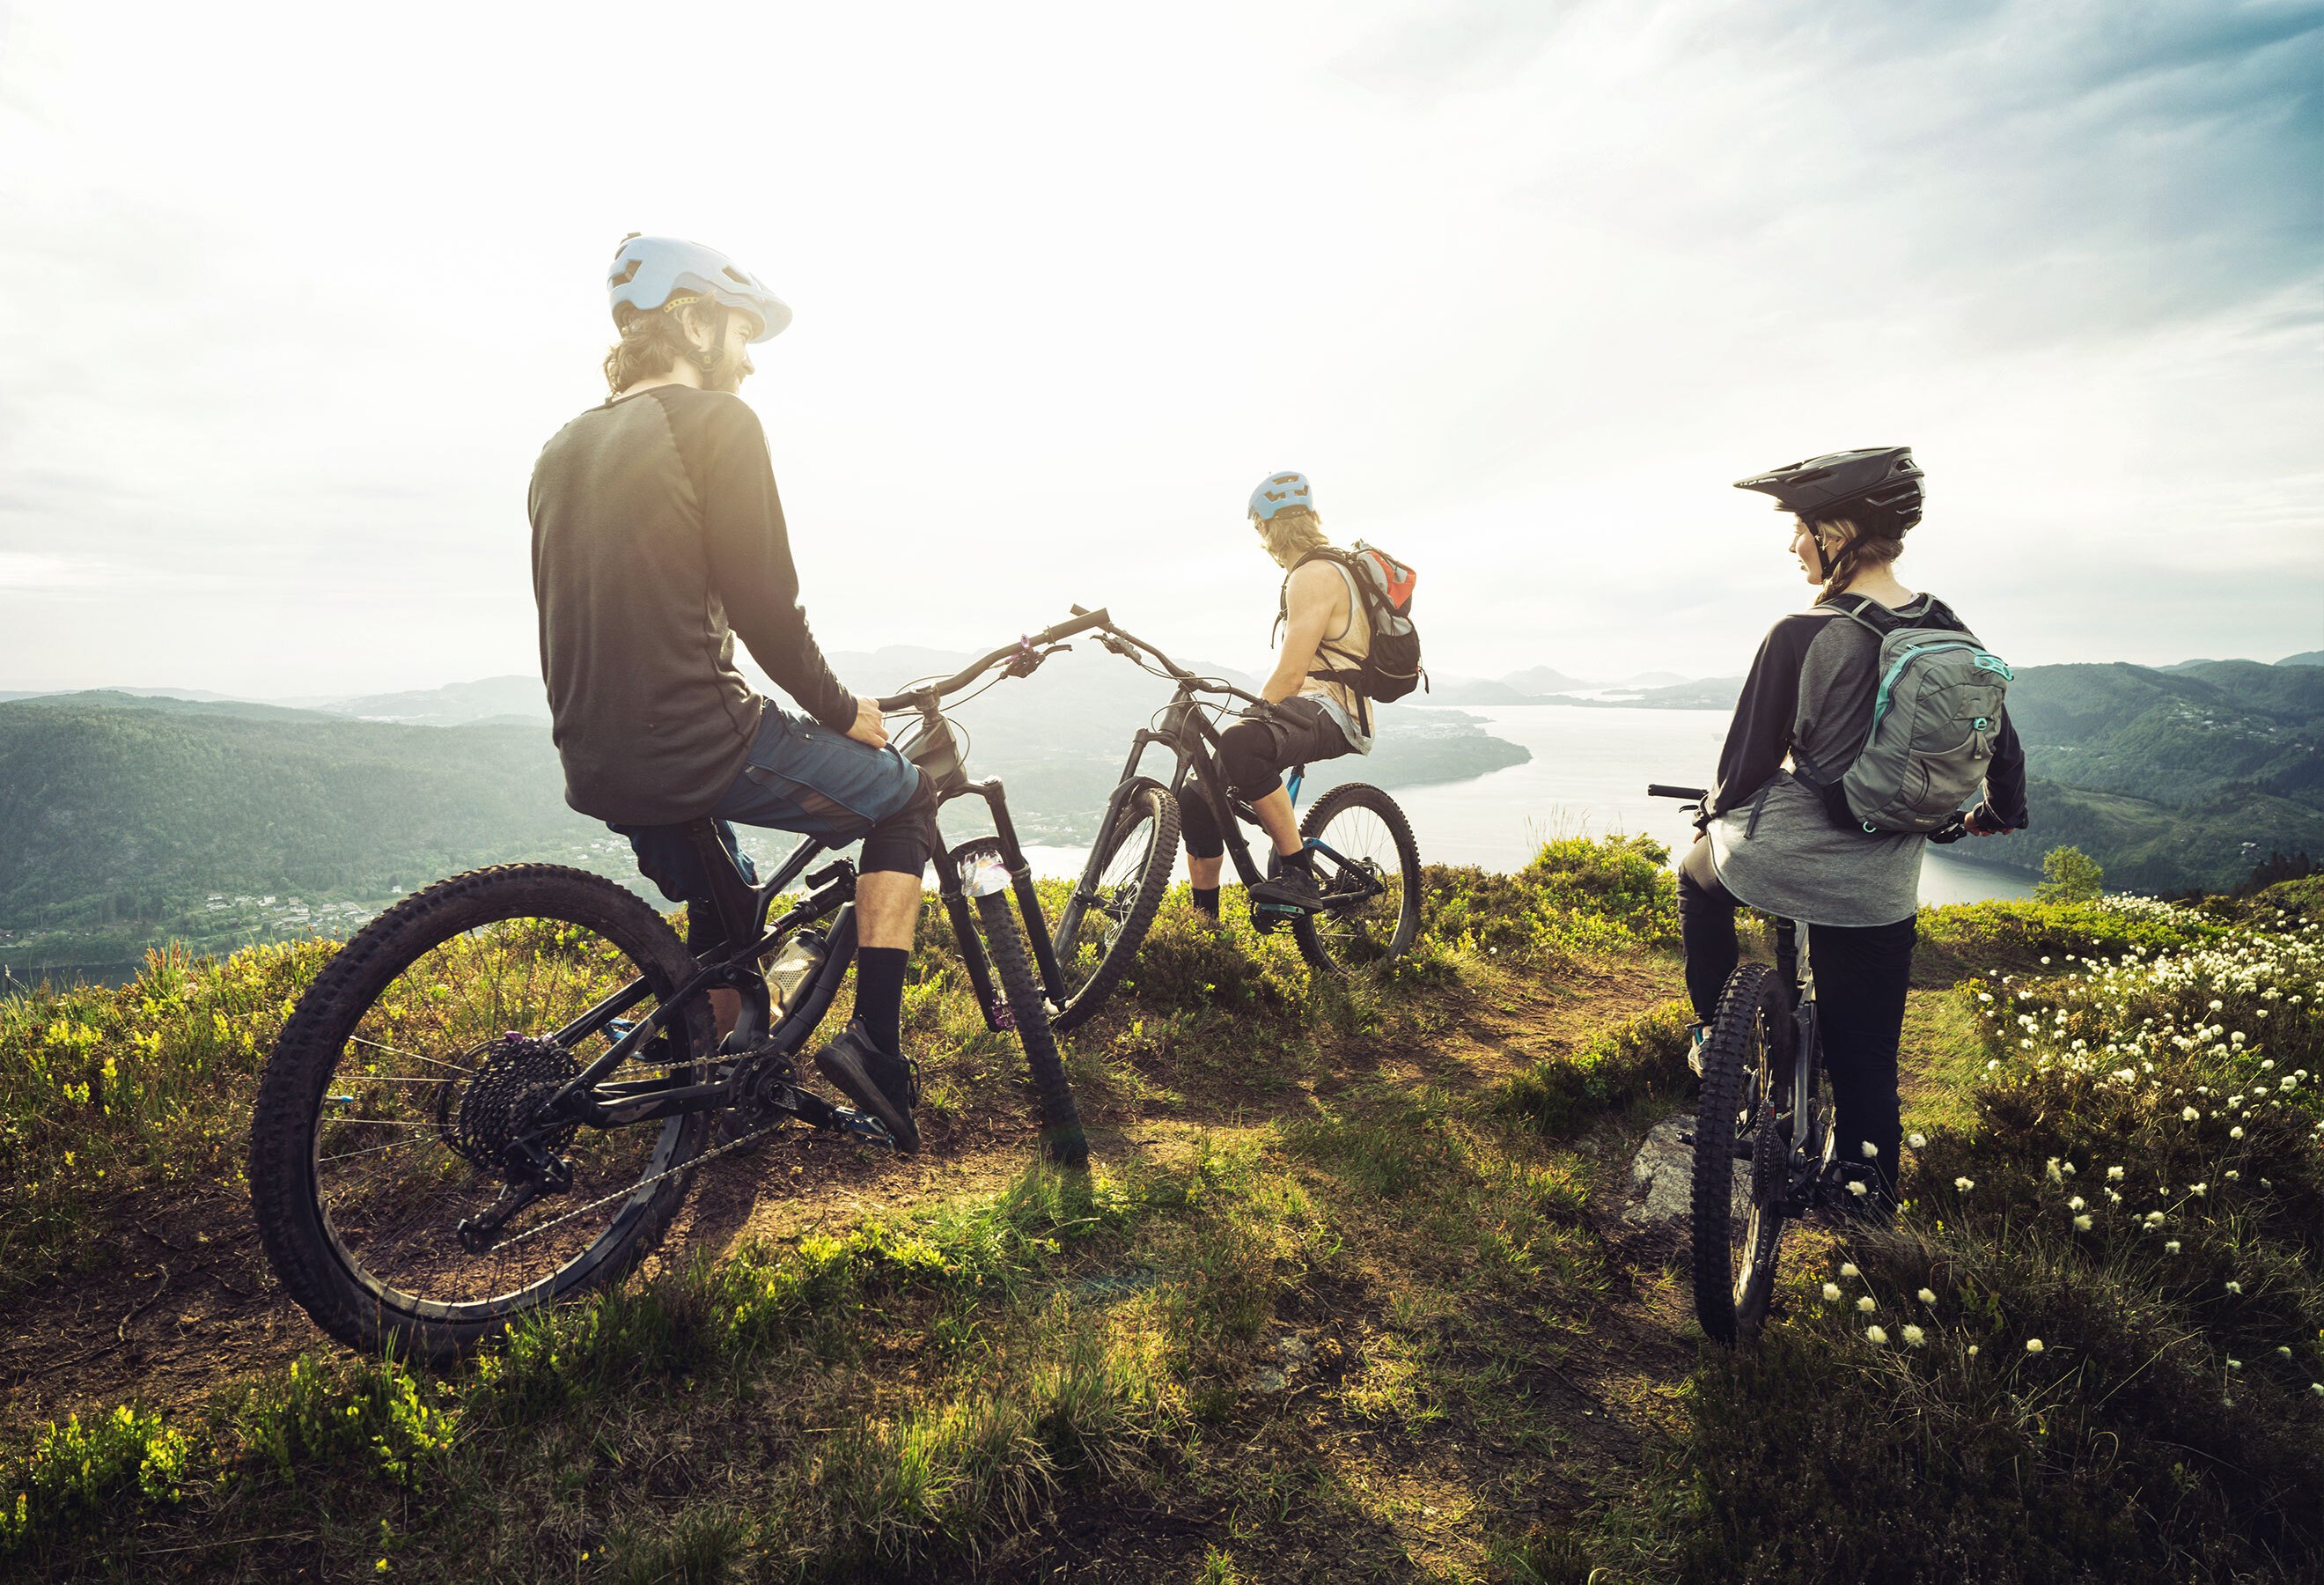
[1293,783,1422,975]
[247,866,714,1363]
[1690,962,1791,1346]
[1048,777,1180,1032]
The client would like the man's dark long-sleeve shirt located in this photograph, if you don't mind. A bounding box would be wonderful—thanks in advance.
[530,386,856,824]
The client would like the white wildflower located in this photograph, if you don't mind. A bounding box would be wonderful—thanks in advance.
[1901,1324,1925,1346]
[2026,1338,2045,1353]
[1916,1287,1937,1305]
[1857,1295,1877,1314]
[1822,1282,1842,1302]
[1866,1324,1889,1345]
[1841,1263,1860,1279]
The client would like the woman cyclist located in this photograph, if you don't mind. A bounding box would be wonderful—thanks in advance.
[1682,446,2027,1214]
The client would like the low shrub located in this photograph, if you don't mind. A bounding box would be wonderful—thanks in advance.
[1500,1000,1693,1139]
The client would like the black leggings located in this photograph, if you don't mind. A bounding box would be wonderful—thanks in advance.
[1179,701,1354,860]
[1676,837,1916,1204]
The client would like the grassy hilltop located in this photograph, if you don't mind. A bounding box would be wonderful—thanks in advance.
[0,846,2319,1581]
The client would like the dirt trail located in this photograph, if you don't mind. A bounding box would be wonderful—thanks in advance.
[0,957,1686,1441]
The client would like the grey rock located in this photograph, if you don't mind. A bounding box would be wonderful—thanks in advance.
[1627,1112,1752,1227]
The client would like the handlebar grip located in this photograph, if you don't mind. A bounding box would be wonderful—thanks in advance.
[871,690,920,712]
[1041,607,1106,643]
[1646,783,1709,801]
[1070,603,1091,617]
[1927,813,1970,844]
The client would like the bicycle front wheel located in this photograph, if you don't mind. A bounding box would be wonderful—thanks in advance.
[1690,962,1791,1347]
[977,888,1089,1168]
[1048,777,1180,1033]
[1293,783,1422,975]
[247,866,715,1363]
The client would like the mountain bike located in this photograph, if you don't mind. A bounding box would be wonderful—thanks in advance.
[1047,611,1422,1032]
[247,609,1109,1364]
[1650,782,1967,1345]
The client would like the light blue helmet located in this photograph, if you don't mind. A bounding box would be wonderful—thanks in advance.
[607,235,791,343]
[1248,470,1314,520]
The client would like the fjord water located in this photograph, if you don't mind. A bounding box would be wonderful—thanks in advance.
[1026,704,2032,907]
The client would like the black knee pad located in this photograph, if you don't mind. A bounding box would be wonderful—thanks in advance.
[1178,783,1225,859]
[1217,719,1283,800]
[859,767,938,878]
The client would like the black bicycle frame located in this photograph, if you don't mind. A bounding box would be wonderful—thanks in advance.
[1077,627,1385,911]
[526,609,1119,1136]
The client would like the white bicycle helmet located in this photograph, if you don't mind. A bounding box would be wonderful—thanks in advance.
[607,235,791,343]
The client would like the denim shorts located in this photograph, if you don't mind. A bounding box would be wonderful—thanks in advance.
[614,702,925,903]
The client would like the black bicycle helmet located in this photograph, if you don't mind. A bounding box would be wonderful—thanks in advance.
[1732,446,1924,532]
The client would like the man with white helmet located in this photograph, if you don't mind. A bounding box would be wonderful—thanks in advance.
[527,235,934,1151]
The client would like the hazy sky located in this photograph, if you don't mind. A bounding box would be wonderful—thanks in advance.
[3,0,2319,698]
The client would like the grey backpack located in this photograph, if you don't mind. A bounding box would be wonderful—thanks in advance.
[1798,597,2014,835]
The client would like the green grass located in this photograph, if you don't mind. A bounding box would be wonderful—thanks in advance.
[5,852,2323,1580]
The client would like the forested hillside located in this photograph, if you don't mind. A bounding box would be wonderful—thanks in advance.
[0,701,601,934]
[1998,660,2324,891]
[0,662,1526,975]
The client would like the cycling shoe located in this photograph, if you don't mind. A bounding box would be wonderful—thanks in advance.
[812,1020,921,1154]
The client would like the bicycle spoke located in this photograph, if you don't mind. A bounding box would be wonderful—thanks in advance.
[305,910,692,1316]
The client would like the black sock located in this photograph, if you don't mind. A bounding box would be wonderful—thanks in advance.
[853,947,909,1058]
[1192,887,1220,919]
[1279,845,1315,874]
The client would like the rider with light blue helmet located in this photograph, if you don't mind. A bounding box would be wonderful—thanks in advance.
[1176,470,1375,923]
[531,235,938,1152]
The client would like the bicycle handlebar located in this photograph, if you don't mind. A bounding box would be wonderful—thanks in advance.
[1070,607,1268,707]
[1646,781,1975,844]
[872,607,1110,711]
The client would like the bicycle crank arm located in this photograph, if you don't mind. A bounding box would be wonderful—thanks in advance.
[783,1086,901,1148]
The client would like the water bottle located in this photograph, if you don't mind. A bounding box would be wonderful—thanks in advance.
[765,930,828,1013]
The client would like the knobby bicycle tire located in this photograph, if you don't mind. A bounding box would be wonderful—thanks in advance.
[247,865,714,1364]
[1690,961,1791,1347]
[976,888,1090,1168]
[1293,783,1423,976]
[1048,778,1180,1033]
